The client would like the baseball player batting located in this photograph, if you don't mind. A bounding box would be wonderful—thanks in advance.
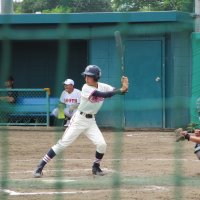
[34,65,128,177]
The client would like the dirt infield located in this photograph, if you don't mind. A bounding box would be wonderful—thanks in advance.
[0,128,200,200]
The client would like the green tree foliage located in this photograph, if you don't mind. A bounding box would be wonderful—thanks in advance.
[14,0,60,13]
[161,0,194,12]
[111,0,194,12]
[13,0,194,13]
[111,0,163,11]
[66,0,112,12]
[14,0,112,13]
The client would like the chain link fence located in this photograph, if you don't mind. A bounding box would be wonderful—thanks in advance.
[0,88,52,126]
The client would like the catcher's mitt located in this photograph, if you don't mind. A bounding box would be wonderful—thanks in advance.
[175,128,185,142]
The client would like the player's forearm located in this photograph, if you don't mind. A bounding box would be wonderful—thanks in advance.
[92,89,123,98]
[189,136,200,143]
[183,132,200,143]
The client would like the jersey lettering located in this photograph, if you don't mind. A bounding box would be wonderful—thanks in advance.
[89,95,104,103]
[65,99,78,103]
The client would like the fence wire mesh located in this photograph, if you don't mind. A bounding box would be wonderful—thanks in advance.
[0,89,50,126]
[0,11,198,200]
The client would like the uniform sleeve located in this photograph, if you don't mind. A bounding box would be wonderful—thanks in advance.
[92,89,121,98]
[102,83,115,92]
[81,84,96,99]
[90,83,118,98]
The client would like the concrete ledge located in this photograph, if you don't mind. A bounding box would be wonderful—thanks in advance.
[0,126,174,132]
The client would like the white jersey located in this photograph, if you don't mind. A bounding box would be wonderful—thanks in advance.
[78,82,114,115]
[60,88,81,107]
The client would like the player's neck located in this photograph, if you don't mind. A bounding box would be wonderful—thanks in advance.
[87,82,98,88]
[66,88,74,94]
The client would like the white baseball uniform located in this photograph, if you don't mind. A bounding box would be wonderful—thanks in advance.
[51,88,81,118]
[52,82,114,155]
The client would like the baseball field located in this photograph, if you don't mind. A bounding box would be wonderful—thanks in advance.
[0,128,200,200]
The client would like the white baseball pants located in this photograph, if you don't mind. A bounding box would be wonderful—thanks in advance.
[52,111,107,155]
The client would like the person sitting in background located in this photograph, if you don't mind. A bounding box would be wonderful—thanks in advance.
[0,76,16,123]
[0,76,15,103]
[51,79,81,126]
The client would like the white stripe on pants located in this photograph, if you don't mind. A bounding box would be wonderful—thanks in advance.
[52,111,107,155]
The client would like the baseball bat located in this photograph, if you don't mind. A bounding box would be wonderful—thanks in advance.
[114,31,125,75]
[114,31,127,128]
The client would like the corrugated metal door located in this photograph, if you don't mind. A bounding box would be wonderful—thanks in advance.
[125,39,164,128]
[90,39,122,127]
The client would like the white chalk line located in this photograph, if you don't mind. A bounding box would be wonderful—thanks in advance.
[0,188,89,196]
[0,186,168,196]
[42,179,76,183]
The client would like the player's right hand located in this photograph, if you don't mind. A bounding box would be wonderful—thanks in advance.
[120,76,129,93]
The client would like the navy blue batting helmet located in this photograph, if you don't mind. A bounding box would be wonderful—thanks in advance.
[81,65,101,81]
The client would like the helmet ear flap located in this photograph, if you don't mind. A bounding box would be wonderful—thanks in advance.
[93,77,99,82]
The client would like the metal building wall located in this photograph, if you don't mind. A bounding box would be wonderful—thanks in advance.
[90,34,191,128]
[165,32,191,128]
[89,39,123,128]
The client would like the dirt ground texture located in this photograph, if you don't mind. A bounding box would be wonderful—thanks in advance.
[0,128,200,200]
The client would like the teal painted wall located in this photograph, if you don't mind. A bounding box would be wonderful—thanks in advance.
[165,32,191,128]
[89,39,123,128]
[124,39,164,128]
[191,33,200,125]
[90,34,191,128]
[90,38,164,128]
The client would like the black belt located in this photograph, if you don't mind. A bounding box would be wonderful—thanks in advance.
[80,111,94,118]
